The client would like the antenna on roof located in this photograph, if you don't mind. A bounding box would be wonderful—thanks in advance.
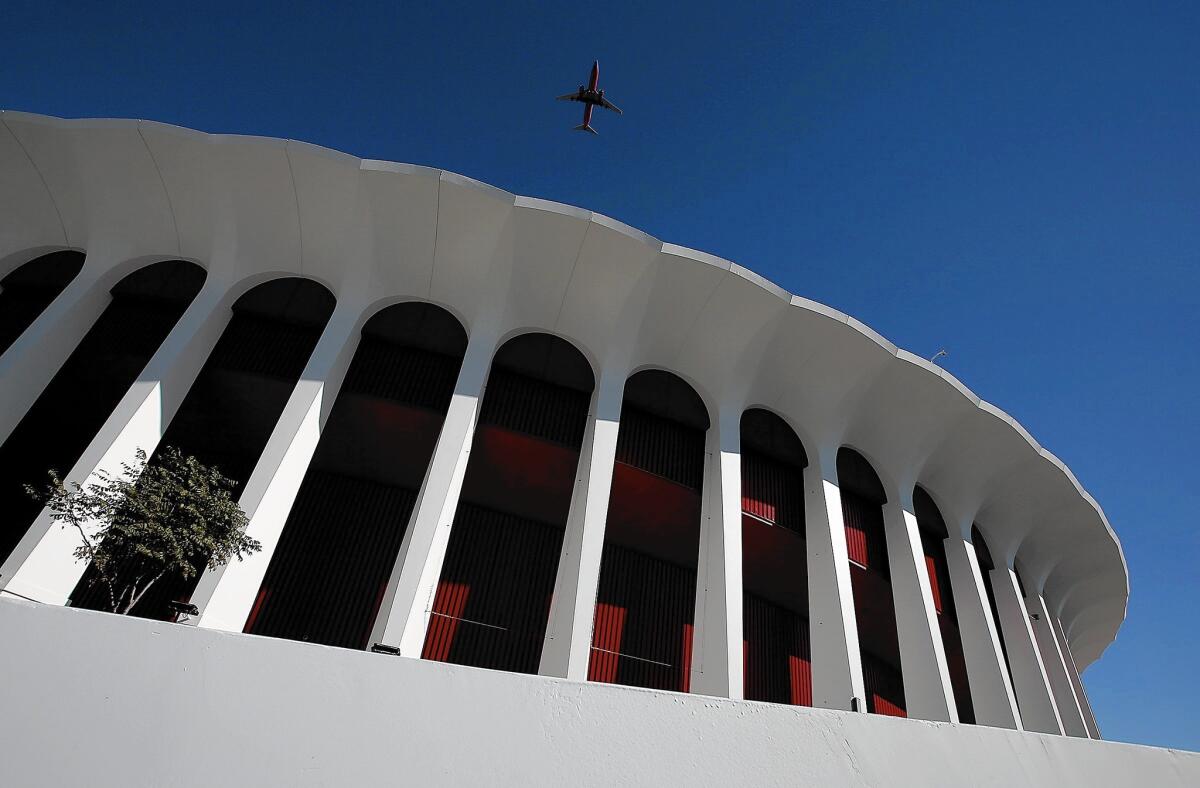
[930,349,948,365]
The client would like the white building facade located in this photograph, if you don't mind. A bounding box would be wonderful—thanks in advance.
[0,112,1193,786]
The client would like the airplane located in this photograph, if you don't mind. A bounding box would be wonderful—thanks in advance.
[556,60,622,134]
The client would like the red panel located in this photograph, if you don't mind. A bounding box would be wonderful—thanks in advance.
[680,622,694,694]
[862,652,907,717]
[603,462,702,569]
[789,652,812,707]
[743,592,812,706]
[872,695,907,718]
[841,491,884,570]
[846,520,870,566]
[588,543,696,692]
[925,554,944,614]
[422,581,470,662]
[244,587,270,632]
[588,603,627,683]
[460,426,581,526]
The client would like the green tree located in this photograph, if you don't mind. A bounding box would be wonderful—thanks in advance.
[26,446,260,615]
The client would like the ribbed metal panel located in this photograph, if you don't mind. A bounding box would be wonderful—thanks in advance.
[244,473,417,649]
[479,369,590,448]
[743,592,812,706]
[614,406,705,490]
[841,491,887,574]
[422,504,564,675]
[340,339,461,409]
[921,530,975,722]
[204,314,324,381]
[741,451,804,535]
[588,543,696,692]
[862,651,907,717]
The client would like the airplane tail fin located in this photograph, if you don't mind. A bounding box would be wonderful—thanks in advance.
[574,123,598,135]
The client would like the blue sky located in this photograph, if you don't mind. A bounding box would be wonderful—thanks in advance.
[4,1,1197,750]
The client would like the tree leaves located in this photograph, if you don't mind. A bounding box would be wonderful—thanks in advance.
[26,447,260,615]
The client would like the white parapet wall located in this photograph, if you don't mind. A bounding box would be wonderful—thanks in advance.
[0,597,1194,788]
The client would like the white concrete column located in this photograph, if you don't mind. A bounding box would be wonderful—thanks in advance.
[193,301,365,631]
[804,447,865,711]
[368,328,497,654]
[539,367,625,679]
[880,490,957,722]
[0,263,111,448]
[1052,614,1101,738]
[688,406,743,699]
[1026,591,1089,737]
[942,534,1021,728]
[990,566,1064,734]
[0,278,234,603]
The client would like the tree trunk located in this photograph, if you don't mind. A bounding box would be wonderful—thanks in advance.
[122,571,167,615]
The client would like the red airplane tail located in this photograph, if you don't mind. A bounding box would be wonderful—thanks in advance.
[574,123,598,135]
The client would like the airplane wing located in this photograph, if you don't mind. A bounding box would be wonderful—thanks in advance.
[598,96,623,115]
[556,90,585,102]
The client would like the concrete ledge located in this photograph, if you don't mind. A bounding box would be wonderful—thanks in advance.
[0,599,1194,787]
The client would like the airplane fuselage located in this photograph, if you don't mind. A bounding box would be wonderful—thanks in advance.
[575,89,606,106]
[575,62,604,105]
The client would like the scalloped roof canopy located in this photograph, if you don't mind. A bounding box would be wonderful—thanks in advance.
[0,111,1127,668]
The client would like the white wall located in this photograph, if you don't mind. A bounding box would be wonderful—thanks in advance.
[0,599,1194,788]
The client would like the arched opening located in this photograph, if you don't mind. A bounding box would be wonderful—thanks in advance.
[837,447,906,716]
[0,250,85,355]
[740,408,811,706]
[422,333,595,674]
[913,486,975,723]
[0,260,206,565]
[588,369,709,692]
[971,524,1019,714]
[244,302,468,649]
[70,277,336,617]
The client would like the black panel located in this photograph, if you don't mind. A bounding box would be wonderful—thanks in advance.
[0,261,204,565]
[0,251,85,356]
[340,340,461,409]
[744,591,811,706]
[741,408,807,469]
[615,406,706,490]
[837,447,886,504]
[423,504,564,674]
[588,543,696,692]
[479,369,590,448]
[246,473,417,649]
[623,369,709,431]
